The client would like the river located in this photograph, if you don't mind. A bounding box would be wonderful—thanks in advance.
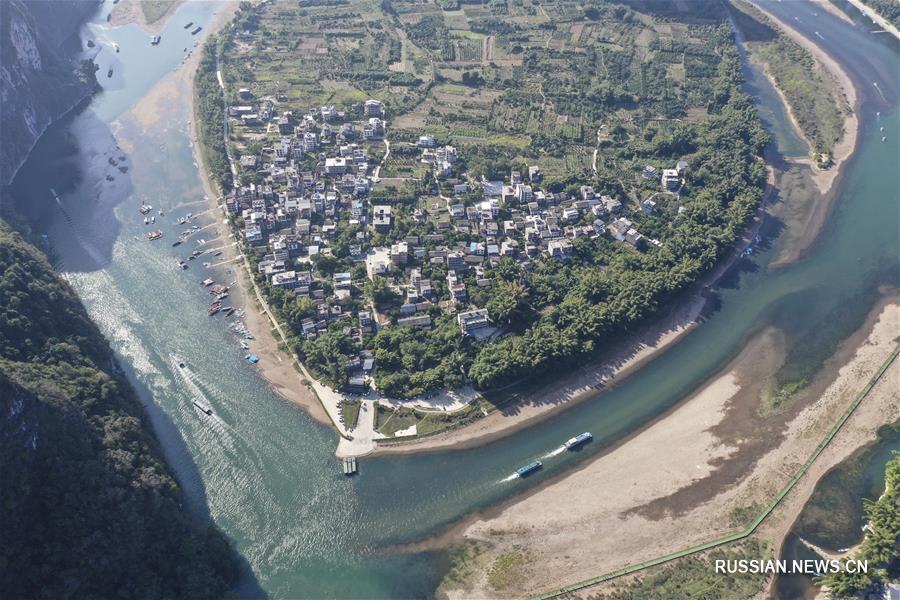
[4,0,898,597]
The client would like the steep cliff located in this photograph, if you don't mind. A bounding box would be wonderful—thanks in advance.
[0,221,239,596]
[0,0,99,186]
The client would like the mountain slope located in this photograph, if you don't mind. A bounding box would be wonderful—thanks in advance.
[0,222,237,598]
[0,0,98,185]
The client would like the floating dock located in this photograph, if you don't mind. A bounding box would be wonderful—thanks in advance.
[342,457,357,476]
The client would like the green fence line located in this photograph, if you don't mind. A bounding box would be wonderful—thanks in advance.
[534,344,900,599]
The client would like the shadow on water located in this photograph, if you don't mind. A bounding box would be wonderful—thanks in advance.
[6,103,130,272]
[114,353,268,598]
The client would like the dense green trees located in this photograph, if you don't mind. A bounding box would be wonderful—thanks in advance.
[819,454,900,598]
[0,223,237,598]
[195,34,233,193]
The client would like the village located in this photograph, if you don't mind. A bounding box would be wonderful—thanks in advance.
[224,91,688,400]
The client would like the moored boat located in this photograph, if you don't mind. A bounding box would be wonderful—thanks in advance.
[147,230,163,241]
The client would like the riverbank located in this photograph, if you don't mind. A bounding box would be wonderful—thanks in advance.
[749,1,859,197]
[845,0,900,39]
[444,300,899,599]
[170,2,333,428]
[746,1,861,271]
[110,0,183,33]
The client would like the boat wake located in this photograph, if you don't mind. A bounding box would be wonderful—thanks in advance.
[542,445,567,459]
[498,473,519,483]
[170,356,229,428]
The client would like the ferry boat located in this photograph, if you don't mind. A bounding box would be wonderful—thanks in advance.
[564,432,592,450]
[515,461,542,478]
[192,398,213,416]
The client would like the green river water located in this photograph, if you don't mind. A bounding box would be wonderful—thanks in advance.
[4,0,898,597]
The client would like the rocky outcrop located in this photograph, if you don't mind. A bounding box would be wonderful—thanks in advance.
[0,0,100,185]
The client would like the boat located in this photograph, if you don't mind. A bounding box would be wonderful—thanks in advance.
[208,303,222,316]
[223,307,235,316]
[245,354,259,364]
[882,136,887,142]
[214,251,222,257]
[188,255,197,260]
[151,35,161,45]
[107,68,113,78]
[139,204,152,214]
[203,262,212,268]
[564,432,593,450]
[515,461,542,478]
[172,240,182,247]
[184,21,194,29]
[192,398,213,416]
[172,354,186,369]
[114,43,119,53]
[342,457,358,476]
[147,230,163,241]
[151,216,155,224]
[158,209,164,216]
[240,341,250,350]
[144,217,150,225]
[202,277,214,286]
[191,26,202,35]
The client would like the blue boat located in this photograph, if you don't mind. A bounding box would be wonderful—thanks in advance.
[245,354,259,364]
[515,461,542,477]
[565,432,592,449]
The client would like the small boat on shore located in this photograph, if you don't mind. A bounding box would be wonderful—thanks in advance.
[245,354,259,364]
[515,461,542,478]
[564,432,592,450]
[240,341,250,350]
[192,398,213,416]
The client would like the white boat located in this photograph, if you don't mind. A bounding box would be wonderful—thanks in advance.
[240,341,250,350]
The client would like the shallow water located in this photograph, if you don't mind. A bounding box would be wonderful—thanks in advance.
[4,0,898,596]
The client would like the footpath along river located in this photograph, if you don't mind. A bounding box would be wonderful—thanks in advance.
[5,0,898,596]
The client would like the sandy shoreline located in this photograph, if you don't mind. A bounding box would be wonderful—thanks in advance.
[177,4,334,428]
[109,0,182,33]
[750,1,859,197]
[445,300,899,598]
[845,0,900,39]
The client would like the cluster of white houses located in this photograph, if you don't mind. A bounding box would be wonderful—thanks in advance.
[226,92,688,387]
